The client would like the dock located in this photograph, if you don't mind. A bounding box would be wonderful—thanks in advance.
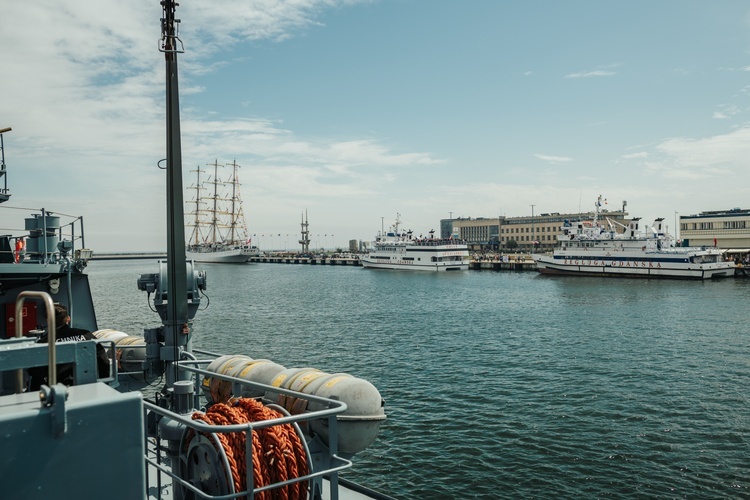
[248,256,361,266]
[469,259,536,271]
[248,254,538,271]
[90,252,538,270]
[90,252,167,260]
[85,252,749,277]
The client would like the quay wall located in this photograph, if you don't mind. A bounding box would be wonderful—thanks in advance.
[88,252,749,277]
[90,252,167,260]
[250,255,537,271]
[249,256,361,266]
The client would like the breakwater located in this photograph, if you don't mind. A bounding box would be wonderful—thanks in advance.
[89,252,749,276]
[249,255,360,266]
[249,254,537,270]
[90,252,167,260]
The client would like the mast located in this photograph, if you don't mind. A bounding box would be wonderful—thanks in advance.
[209,159,220,245]
[187,165,204,247]
[160,0,189,387]
[228,160,244,245]
[0,126,11,203]
[299,210,311,252]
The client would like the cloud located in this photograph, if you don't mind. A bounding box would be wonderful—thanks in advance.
[655,127,750,168]
[0,0,438,251]
[621,152,648,159]
[565,70,615,78]
[564,63,620,79]
[533,154,573,164]
[712,104,740,120]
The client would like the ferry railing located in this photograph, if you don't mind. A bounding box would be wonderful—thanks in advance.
[0,205,88,264]
[143,360,353,500]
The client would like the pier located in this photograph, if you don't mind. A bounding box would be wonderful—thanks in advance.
[248,255,361,266]
[88,252,746,276]
[247,254,538,271]
[469,258,536,271]
[89,252,538,270]
[90,252,167,260]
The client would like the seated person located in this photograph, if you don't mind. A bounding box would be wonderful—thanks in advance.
[28,304,110,390]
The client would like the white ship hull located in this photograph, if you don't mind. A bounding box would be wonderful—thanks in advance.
[361,258,468,271]
[532,196,736,280]
[364,214,469,271]
[362,244,469,271]
[533,253,735,279]
[186,247,249,263]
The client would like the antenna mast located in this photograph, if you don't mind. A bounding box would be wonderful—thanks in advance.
[160,0,189,388]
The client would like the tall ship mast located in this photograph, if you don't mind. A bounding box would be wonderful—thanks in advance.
[185,159,255,263]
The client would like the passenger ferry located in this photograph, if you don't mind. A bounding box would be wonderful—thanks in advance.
[532,197,735,279]
[361,214,470,271]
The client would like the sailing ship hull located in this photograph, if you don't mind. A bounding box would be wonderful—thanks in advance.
[186,248,249,263]
[533,254,735,279]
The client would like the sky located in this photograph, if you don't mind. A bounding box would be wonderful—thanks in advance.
[2,0,750,252]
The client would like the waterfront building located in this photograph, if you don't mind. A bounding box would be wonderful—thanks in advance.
[679,208,750,249]
[444,209,629,252]
[444,217,501,250]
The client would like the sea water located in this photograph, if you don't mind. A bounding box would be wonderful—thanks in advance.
[88,260,750,498]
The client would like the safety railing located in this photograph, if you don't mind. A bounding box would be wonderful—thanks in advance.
[144,361,353,500]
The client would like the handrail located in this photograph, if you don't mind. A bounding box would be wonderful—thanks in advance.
[15,291,55,392]
[181,364,349,415]
[143,393,353,499]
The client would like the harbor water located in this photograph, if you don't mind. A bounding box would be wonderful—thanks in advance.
[88,260,750,498]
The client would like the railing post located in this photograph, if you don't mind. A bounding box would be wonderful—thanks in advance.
[15,291,56,392]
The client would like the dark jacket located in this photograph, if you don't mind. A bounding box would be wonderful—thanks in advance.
[28,325,110,390]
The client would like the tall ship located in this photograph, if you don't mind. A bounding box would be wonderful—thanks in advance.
[0,3,390,499]
[186,159,257,263]
[532,196,736,279]
[361,214,470,271]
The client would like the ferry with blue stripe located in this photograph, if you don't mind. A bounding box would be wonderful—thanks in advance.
[532,196,735,279]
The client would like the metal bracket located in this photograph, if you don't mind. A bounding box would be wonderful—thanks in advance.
[39,383,69,438]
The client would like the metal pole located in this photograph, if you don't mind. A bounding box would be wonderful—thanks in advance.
[531,204,535,251]
[162,0,189,388]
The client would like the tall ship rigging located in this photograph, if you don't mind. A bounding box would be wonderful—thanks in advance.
[186,159,257,263]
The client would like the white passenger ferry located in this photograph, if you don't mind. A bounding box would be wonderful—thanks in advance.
[532,197,735,279]
[362,214,470,271]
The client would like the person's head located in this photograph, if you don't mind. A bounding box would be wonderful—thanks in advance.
[53,303,69,329]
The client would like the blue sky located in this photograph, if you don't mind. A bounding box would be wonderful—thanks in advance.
[2,0,750,251]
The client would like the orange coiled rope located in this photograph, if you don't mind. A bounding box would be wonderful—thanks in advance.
[191,398,309,500]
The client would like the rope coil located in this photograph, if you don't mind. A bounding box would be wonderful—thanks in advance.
[189,398,309,500]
